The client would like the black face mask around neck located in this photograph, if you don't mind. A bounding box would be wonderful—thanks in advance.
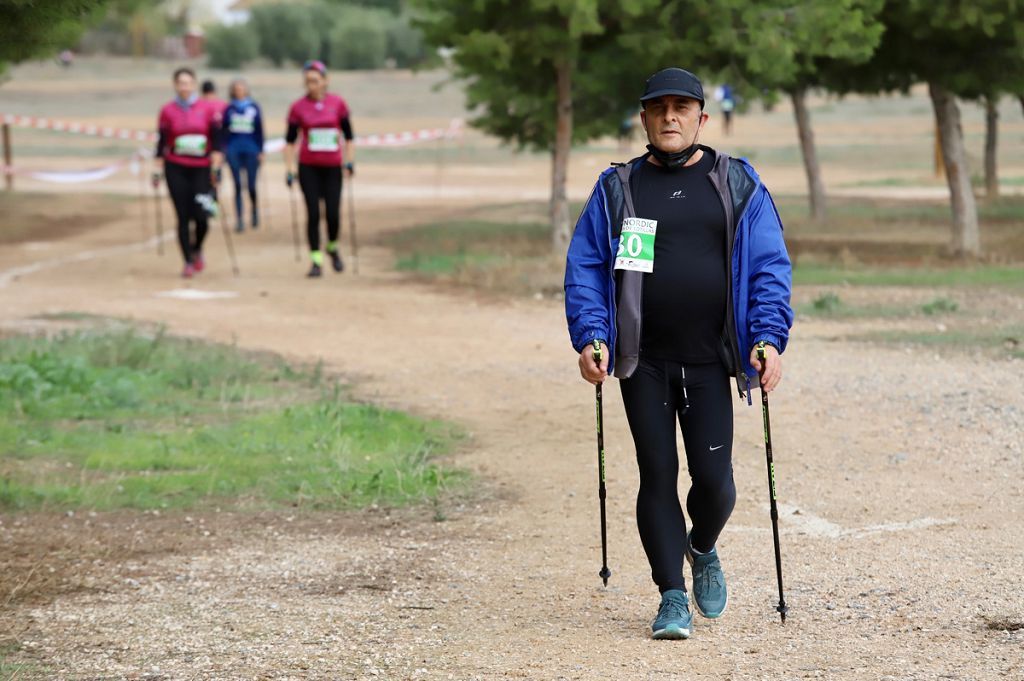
[645,143,699,169]
[644,122,702,169]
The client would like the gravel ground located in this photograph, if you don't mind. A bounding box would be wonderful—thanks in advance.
[1,199,1022,680]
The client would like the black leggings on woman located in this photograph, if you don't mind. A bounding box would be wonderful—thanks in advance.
[164,161,211,264]
[298,163,342,253]
[619,358,737,593]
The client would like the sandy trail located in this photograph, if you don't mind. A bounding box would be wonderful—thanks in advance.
[1,197,1022,680]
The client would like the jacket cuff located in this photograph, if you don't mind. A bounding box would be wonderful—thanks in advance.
[752,334,784,354]
[572,328,607,354]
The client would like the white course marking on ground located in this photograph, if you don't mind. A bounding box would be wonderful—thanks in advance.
[0,233,173,289]
[155,289,240,301]
[730,504,956,539]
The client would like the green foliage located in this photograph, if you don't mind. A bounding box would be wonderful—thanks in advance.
[249,3,322,66]
[328,7,390,70]
[793,265,1024,288]
[245,2,429,70]
[649,0,885,93]
[811,292,842,313]
[0,0,106,67]
[824,1,1024,99]
[206,23,259,69]
[412,0,662,150]
[921,297,959,315]
[0,328,464,511]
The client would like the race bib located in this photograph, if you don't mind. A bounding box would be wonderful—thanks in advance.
[614,217,657,273]
[174,134,207,157]
[229,111,255,134]
[308,127,340,152]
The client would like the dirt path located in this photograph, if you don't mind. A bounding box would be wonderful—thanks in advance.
[1,198,1022,680]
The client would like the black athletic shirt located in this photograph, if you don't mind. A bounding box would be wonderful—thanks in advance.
[631,149,728,363]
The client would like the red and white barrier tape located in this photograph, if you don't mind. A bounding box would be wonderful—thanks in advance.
[1,113,464,150]
[3,151,145,184]
[2,113,157,142]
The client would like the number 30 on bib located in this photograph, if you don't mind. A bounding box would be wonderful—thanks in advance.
[614,217,657,273]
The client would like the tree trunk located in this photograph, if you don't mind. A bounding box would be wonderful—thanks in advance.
[790,87,826,223]
[1019,95,1024,117]
[928,82,980,257]
[550,57,573,255]
[984,95,999,200]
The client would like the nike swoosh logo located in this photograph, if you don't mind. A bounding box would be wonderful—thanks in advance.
[709,445,724,452]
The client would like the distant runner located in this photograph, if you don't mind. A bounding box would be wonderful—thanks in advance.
[153,67,224,278]
[201,79,229,117]
[224,78,265,233]
[564,68,793,640]
[284,60,355,278]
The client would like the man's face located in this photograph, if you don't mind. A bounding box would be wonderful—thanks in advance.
[641,95,708,153]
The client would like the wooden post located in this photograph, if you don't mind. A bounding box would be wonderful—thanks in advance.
[2,123,12,191]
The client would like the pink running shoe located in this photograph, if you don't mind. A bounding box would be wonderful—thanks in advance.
[182,263,196,279]
[193,253,205,273]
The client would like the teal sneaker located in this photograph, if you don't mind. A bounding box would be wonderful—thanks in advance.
[651,589,692,640]
[686,533,728,618]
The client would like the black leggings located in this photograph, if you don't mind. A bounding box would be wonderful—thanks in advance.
[619,358,736,593]
[164,161,211,264]
[298,163,342,253]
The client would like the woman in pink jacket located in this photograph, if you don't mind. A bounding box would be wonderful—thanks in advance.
[284,60,355,278]
[153,67,224,278]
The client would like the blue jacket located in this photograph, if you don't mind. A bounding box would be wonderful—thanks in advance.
[223,98,264,155]
[564,149,793,400]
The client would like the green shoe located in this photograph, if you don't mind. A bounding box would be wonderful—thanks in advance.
[686,533,728,619]
[651,589,692,640]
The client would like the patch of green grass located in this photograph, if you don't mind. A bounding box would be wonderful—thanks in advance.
[853,326,1024,359]
[921,297,959,315]
[811,292,842,313]
[793,264,1024,287]
[0,328,464,511]
[777,195,1024,229]
[798,291,910,319]
[382,217,559,295]
[841,177,940,188]
[0,640,46,678]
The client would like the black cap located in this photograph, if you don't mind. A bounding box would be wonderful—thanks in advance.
[640,68,704,109]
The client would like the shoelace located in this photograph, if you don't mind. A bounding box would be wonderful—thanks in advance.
[658,595,688,621]
[695,558,723,591]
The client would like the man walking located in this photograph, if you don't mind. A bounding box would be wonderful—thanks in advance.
[564,68,793,640]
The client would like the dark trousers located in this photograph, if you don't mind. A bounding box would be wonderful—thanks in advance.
[298,163,342,252]
[619,358,737,593]
[226,147,260,224]
[164,161,211,264]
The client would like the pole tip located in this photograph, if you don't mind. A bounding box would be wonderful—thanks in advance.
[599,566,611,586]
[778,604,789,623]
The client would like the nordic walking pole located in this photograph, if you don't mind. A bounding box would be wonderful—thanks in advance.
[215,191,240,277]
[347,172,359,274]
[137,158,149,242]
[151,171,165,255]
[592,339,612,587]
[261,162,271,231]
[288,182,301,262]
[757,341,788,623]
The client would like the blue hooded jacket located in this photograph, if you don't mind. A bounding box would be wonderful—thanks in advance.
[564,150,793,400]
[223,98,264,155]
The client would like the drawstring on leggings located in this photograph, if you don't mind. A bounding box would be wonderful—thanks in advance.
[662,362,691,414]
[680,365,690,414]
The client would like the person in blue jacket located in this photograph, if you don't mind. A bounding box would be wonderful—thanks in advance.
[223,78,265,233]
[564,68,793,641]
